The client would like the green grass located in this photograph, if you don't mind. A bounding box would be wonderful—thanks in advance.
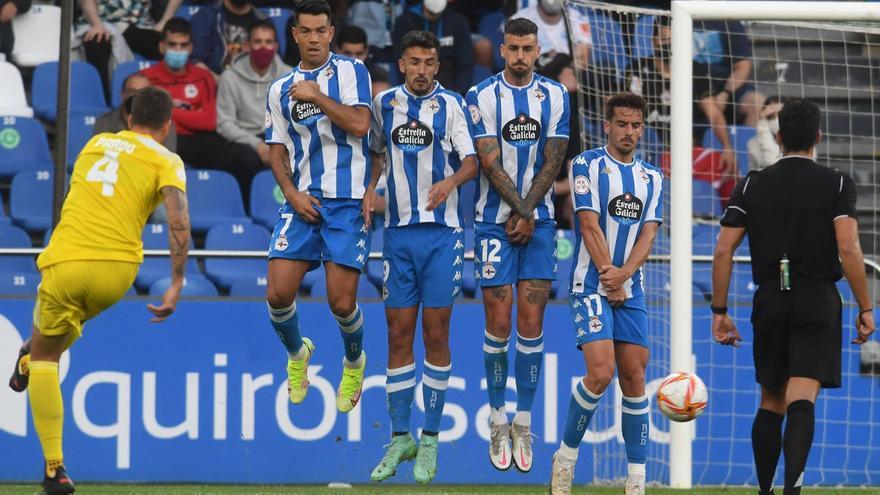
[1,485,879,495]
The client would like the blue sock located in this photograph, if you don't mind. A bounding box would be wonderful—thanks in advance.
[386,363,416,434]
[514,332,544,415]
[267,301,303,356]
[622,394,650,470]
[422,360,451,434]
[335,304,364,363]
[483,330,509,410]
[561,379,604,449]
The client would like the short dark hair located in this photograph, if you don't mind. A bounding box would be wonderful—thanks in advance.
[337,25,367,47]
[605,92,648,121]
[249,19,277,42]
[778,99,820,152]
[163,17,190,39]
[122,72,149,91]
[400,30,439,54]
[295,0,332,26]
[653,15,670,38]
[130,87,173,131]
[505,17,538,37]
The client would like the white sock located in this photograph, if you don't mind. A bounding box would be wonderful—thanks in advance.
[558,443,579,465]
[343,351,365,369]
[513,410,531,427]
[491,407,508,425]
[628,463,646,477]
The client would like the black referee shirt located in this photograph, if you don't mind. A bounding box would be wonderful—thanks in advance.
[720,156,857,284]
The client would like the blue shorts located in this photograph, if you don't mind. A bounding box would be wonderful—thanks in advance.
[383,224,464,308]
[268,198,369,273]
[569,293,648,349]
[474,219,556,287]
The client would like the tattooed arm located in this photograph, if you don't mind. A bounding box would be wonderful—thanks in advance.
[523,137,568,209]
[475,137,531,219]
[147,186,191,322]
[270,142,321,223]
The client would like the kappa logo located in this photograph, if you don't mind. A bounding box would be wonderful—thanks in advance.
[453,271,462,281]
[452,285,460,297]
[574,313,584,323]
[356,254,365,264]
[453,239,464,250]
[453,227,464,234]
[453,256,462,266]
[577,327,587,338]
[360,224,369,234]
[356,239,366,249]
[574,155,587,166]
[571,299,582,309]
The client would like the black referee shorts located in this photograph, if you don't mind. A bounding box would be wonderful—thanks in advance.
[750,279,843,390]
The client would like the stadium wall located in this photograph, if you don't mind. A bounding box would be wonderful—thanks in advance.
[0,299,876,485]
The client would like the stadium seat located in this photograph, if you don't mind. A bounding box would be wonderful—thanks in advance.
[174,3,202,20]
[9,169,53,232]
[0,223,38,275]
[249,169,284,230]
[0,272,39,295]
[229,276,269,297]
[309,273,381,299]
[135,223,201,291]
[0,116,54,178]
[31,61,109,122]
[692,179,722,218]
[67,112,99,165]
[701,125,757,177]
[0,62,34,117]
[632,15,656,60]
[11,4,60,67]
[257,7,292,55]
[204,223,271,289]
[149,275,219,297]
[585,9,628,81]
[300,266,325,295]
[110,60,155,107]
[186,170,252,232]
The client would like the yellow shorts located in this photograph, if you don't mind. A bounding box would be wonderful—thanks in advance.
[33,260,138,339]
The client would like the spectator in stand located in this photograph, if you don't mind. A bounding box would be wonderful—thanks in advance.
[511,0,591,92]
[369,64,391,98]
[336,25,390,97]
[0,0,30,62]
[191,0,265,75]
[747,96,784,170]
[142,18,264,200]
[94,72,178,152]
[217,19,291,166]
[692,20,766,177]
[391,0,473,95]
[77,0,183,96]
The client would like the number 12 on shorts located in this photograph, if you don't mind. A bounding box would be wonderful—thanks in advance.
[480,239,502,263]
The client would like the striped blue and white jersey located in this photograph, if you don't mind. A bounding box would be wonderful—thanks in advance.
[465,72,570,224]
[265,53,372,199]
[371,82,475,228]
[570,146,664,298]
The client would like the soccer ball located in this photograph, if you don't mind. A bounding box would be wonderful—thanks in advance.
[656,371,708,422]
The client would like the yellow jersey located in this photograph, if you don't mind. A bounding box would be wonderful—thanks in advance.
[38,130,187,270]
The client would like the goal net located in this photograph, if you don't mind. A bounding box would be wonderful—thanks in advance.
[563,0,880,487]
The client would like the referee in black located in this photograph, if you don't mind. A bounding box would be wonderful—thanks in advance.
[710,99,875,495]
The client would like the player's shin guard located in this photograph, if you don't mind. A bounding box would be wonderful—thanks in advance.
[753,408,784,495]
[335,305,364,364]
[267,300,304,357]
[386,363,416,434]
[28,361,64,463]
[422,360,451,434]
[483,331,509,417]
[560,380,604,460]
[514,333,543,422]
[783,400,815,495]
[621,394,650,475]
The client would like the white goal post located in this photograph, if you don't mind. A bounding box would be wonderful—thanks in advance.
[669,1,880,488]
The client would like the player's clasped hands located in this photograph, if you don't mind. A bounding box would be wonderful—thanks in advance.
[289,190,323,223]
[711,313,743,347]
[853,309,876,345]
[505,214,534,245]
[599,265,630,308]
[291,81,322,103]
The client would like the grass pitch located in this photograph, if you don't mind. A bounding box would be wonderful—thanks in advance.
[1,485,879,495]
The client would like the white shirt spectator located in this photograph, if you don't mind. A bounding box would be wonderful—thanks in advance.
[512,4,591,57]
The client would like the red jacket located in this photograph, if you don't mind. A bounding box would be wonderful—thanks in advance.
[140,62,217,136]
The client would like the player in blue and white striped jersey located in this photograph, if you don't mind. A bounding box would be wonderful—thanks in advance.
[550,93,663,495]
[465,17,570,474]
[263,0,373,417]
[365,30,478,485]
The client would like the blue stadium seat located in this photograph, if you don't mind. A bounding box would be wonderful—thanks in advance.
[0,272,39,295]
[0,116,54,178]
[633,15,656,60]
[174,3,202,20]
[300,266,324,295]
[477,10,505,71]
[553,229,577,299]
[135,223,201,291]
[31,61,109,122]
[229,276,269,297]
[204,222,271,289]
[67,112,98,165]
[585,9,628,81]
[0,223,37,275]
[257,7,292,55]
[9,169,53,232]
[309,273,381,299]
[187,170,252,231]
[249,169,284,230]
[149,275,219,297]
[701,125,757,177]
[110,60,155,108]
[692,179,722,218]
[637,126,663,167]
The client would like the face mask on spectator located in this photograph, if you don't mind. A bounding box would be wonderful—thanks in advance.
[539,0,563,15]
[250,46,275,70]
[164,49,189,70]
[768,117,780,135]
[424,0,447,15]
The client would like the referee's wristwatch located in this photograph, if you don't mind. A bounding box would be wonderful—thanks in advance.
[710,305,728,315]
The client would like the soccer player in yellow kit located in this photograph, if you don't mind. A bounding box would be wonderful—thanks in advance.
[7,87,191,495]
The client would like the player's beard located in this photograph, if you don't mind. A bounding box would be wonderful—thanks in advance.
[508,63,532,80]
